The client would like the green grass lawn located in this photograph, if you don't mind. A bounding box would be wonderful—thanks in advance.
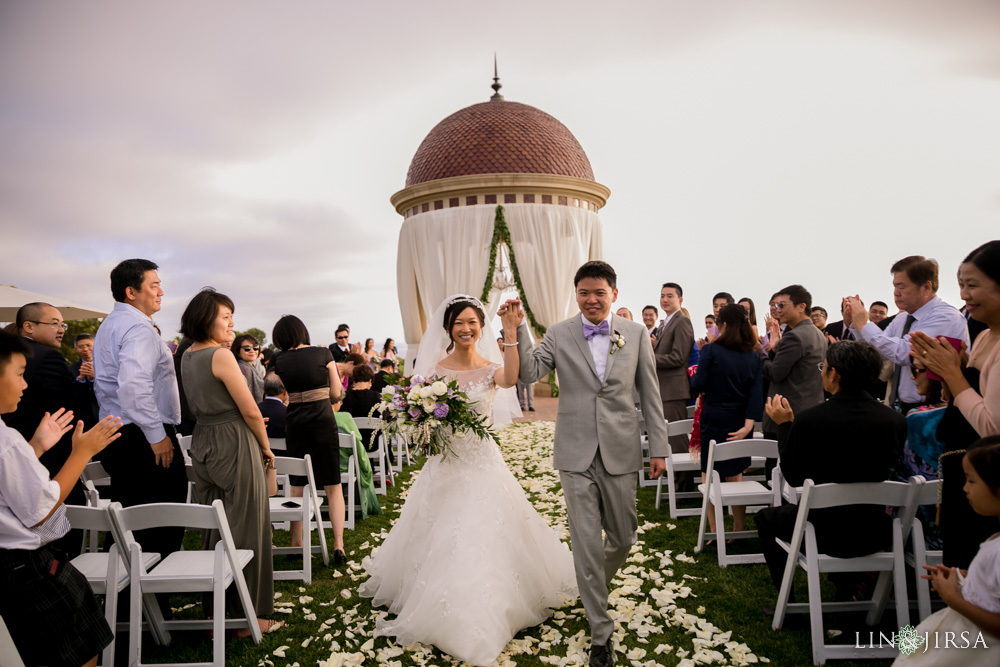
[136,422,899,666]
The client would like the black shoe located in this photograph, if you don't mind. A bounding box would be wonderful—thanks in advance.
[589,642,616,667]
[528,407,535,411]
[333,549,347,566]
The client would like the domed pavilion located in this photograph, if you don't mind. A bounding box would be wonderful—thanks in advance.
[392,74,610,359]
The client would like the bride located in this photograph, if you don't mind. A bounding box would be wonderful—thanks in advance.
[359,295,578,666]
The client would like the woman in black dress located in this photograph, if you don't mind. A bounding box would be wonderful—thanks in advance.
[271,315,347,565]
[691,304,764,538]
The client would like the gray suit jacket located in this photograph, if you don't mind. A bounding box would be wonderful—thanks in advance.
[762,318,828,432]
[517,314,669,475]
[653,313,694,403]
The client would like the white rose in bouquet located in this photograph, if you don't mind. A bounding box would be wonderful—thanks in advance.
[421,397,437,413]
[407,388,421,403]
[430,381,448,397]
[419,386,436,400]
[381,385,395,400]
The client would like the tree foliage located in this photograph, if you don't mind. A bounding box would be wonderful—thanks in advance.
[60,318,102,363]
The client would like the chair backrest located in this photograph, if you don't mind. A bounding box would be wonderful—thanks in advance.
[112,500,225,534]
[798,478,919,512]
[707,438,778,462]
[338,432,356,451]
[177,434,192,453]
[912,476,940,506]
[81,460,110,484]
[666,419,694,438]
[64,504,114,532]
[354,416,381,430]
[269,437,287,451]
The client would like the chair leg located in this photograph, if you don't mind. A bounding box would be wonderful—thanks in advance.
[804,550,826,665]
[714,492,727,568]
[129,559,142,667]
[867,571,893,626]
[302,506,312,585]
[213,577,225,667]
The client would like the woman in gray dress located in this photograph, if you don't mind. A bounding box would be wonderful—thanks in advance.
[180,288,281,636]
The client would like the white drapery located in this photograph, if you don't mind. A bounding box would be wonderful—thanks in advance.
[396,203,604,360]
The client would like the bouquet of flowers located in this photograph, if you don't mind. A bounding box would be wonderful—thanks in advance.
[368,373,499,460]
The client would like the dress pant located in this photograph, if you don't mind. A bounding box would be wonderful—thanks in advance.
[559,450,638,646]
[101,423,188,558]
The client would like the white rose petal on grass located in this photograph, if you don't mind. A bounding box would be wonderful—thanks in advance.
[340,589,352,599]
[697,605,706,614]
[272,646,289,658]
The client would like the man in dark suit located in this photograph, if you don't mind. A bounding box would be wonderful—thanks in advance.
[371,358,396,393]
[6,302,86,555]
[70,333,100,427]
[822,300,854,342]
[762,285,827,437]
[257,373,287,439]
[328,323,351,363]
[756,341,906,603]
[652,282,695,490]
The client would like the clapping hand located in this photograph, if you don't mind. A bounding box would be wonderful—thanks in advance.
[30,408,75,457]
[844,295,867,330]
[766,317,782,353]
[921,564,961,604]
[909,332,963,380]
[72,415,124,459]
[765,394,794,424]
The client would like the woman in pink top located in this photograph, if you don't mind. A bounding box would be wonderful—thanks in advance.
[912,241,1000,437]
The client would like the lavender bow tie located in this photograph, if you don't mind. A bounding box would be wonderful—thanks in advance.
[583,320,611,339]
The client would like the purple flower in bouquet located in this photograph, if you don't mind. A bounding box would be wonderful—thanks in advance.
[408,407,422,420]
[433,403,449,419]
[392,394,406,409]
[412,375,425,385]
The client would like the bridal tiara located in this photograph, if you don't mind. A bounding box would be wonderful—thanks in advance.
[446,294,485,309]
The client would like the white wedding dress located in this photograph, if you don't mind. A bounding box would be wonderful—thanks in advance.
[359,363,578,666]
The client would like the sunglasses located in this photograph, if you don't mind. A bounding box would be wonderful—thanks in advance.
[241,345,260,352]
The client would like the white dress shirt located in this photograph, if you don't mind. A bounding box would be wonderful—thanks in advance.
[852,295,970,404]
[582,313,613,384]
[94,301,181,443]
[0,418,70,550]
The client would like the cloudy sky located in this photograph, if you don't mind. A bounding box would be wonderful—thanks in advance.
[1,0,997,351]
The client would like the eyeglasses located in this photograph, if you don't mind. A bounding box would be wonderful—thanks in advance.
[336,335,349,340]
[241,345,260,352]
[27,320,68,331]
[769,302,791,311]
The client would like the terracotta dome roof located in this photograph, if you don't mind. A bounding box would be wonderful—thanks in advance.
[405,100,595,187]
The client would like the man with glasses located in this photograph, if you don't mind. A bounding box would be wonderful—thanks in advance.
[761,285,827,439]
[8,302,87,556]
[329,324,351,363]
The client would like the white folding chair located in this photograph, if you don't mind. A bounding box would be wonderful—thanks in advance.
[354,416,393,494]
[695,438,781,567]
[686,404,697,419]
[772,478,921,665]
[269,454,329,584]
[175,434,198,503]
[655,419,702,518]
[65,505,161,666]
[268,437,286,452]
[638,413,658,488]
[0,615,25,667]
[110,500,262,667]
[79,465,112,553]
[339,432,359,530]
[390,434,413,472]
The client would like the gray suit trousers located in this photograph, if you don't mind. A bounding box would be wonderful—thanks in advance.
[559,450,638,645]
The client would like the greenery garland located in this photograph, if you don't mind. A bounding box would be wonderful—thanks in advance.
[480,204,559,397]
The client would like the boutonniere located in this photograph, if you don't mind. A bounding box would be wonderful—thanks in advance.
[609,330,626,355]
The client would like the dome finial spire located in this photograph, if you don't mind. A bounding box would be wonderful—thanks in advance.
[490,53,504,101]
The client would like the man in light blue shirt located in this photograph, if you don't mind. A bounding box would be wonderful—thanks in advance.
[846,255,969,413]
[94,258,187,559]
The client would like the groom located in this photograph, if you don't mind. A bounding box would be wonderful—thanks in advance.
[511,261,668,667]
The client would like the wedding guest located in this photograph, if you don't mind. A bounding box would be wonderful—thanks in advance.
[737,297,761,345]
[762,285,826,440]
[810,306,828,331]
[372,358,396,393]
[329,324,350,363]
[868,301,890,325]
[910,240,1000,568]
[846,255,970,414]
[330,392,381,518]
[653,282,695,488]
[698,293,734,348]
[642,305,659,338]
[272,315,347,565]
[823,300,854,342]
[758,341,906,603]
[691,304,763,538]
[0,329,123,667]
[94,259,188,561]
[704,314,716,335]
[342,364,382,455]
[362,338,379,366]
[257,373,288,439]
[232,334,265,402]
[71,333,100,428]
[7,304,87,557]
[382,338,397,362]
[180,289,279,634]
[616,307,633,321]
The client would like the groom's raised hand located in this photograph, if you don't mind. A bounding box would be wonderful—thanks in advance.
[648,456,665,479]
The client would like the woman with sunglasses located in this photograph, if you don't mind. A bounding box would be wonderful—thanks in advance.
[232,334,265,402]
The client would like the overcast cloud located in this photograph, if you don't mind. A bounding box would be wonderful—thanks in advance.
[1,0,997,351]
